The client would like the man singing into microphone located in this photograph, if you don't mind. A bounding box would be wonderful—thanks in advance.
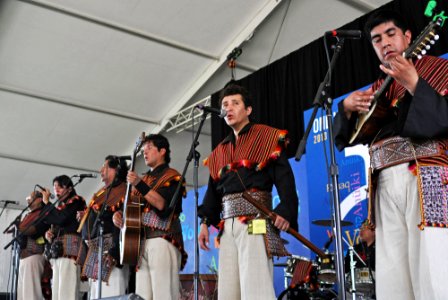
[14,190,51,300]
[40,175,86,300]
[198,84,299,299]
[334,10,448,300]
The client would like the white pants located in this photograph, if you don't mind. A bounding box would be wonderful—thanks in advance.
[218,218,275,300]
[50,257,80,300]
[375,163,448,300]
[89,265,129,299]
[136,237,181,300]
[18,254,45,300]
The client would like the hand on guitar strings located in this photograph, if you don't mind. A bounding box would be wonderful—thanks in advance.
[379,55,419,95]
[342,89,374,118]
[112,211,123,228]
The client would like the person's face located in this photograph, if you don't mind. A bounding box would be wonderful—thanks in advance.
[142,141,165,169]
[100,160,117,186]
[370,21,411,67]
[360,226,375,242]
[221,94,252,132]
[26,191,42,209]
[53,181,70,199]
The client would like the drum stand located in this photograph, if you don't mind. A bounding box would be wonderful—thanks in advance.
[342,236,367,300]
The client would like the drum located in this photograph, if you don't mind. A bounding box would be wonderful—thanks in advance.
[316,254,336,286]
[277,286,337,300]
[285,256,315,286]
[346,267,374,294]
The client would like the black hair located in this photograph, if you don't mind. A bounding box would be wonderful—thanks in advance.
[219,84,253,108]
[364,9,409,40]
[52,174,76,197]
[105,155,129,183]
[52,175,74,189]
[144,134,171,164]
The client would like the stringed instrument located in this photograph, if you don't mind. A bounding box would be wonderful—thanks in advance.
[241,191,326,259]
[120,132,145,265]
[349,17,443,145]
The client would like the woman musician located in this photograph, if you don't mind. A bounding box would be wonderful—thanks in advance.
[40,175,86,300]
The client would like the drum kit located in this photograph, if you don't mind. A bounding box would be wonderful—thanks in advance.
[277,220,375,300]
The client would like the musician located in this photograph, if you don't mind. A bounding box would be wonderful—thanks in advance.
[334,10,448,300]
[40,175,86,300]
[16,191,51,300]
[77,156,129,297]
[112,134,187,300]
[345,220,375,273]
[198,84,299,299]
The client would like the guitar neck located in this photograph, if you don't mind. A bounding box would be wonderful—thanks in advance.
[122,153,137,216]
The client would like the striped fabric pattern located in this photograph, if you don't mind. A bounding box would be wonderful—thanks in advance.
[205,124,287,181]
[373,55,448,106]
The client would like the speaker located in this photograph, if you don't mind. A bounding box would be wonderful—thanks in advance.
[99,294,144,300]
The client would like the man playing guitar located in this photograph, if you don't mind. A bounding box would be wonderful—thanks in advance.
[113,134,187,300]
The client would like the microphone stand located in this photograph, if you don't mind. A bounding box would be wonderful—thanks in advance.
[3,196,41,234]
[169,111,208,300]
[4,178,84,251]
[294,37,347,299]
[91,181,114,300]
[0,201,12,218]
[3,194,45,300]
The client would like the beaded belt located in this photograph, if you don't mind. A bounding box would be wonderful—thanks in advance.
[222,190,271,219]
[370,136,442,171]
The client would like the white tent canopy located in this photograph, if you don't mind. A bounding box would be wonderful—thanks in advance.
[0,0,389,208]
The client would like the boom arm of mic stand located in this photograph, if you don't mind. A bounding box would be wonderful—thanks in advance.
[168,112,207,210]
[3,196,44,234]
[295,39,344,161]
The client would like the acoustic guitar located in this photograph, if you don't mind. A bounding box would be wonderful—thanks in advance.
[349,17,443,145]
[119,132,145,265]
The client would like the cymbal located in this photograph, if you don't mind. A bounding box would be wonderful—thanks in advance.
[312,219,353,227]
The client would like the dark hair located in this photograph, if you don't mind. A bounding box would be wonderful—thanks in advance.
[52,175,76,197]
[105,155,129,183]
[219,84,253,108]
[144,134,171,164]
[53,175,74,189]
[364,10,409,40]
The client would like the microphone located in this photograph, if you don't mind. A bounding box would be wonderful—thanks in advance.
[73,173,97,179]
[195,105,227,118]
[35,184,55,199]
[326,29,362,39]
[0,200,19,205]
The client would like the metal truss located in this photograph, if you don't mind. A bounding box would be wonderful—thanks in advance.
[164,95,212,133]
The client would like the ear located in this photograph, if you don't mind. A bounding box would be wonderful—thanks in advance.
[404,29,412,45]
[160,148,167,157]
[246,106,252,117]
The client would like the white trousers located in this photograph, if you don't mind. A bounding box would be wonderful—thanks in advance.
[18,254,45,300]
[136,237,181,300]
[89,265,129,299]
[50,257,80,300]
[375,163,448,300]
[218,218,275,300]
